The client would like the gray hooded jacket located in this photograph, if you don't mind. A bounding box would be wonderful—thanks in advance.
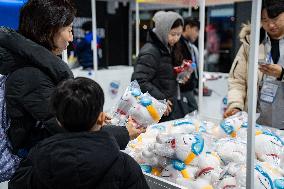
[132,11,183,104]
[152,11,183,51]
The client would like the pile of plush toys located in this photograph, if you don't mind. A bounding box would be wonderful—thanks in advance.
[125,111,284,189]
[110,80,167,128]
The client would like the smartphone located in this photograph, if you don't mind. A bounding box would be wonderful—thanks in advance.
[258,59,271,65]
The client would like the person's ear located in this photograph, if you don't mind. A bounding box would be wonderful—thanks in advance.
[96,112,106,126]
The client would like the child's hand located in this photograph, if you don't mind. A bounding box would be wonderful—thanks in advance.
[103,113,112,126]
[163,100,173,116]
[126,117,146,140]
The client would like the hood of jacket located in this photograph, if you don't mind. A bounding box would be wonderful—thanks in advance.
[239,24,251,45]
[0,27,73,83]
[239,24,266,46]
[152,11,183,48]
[146,30,171,56]
[31,131,120,188]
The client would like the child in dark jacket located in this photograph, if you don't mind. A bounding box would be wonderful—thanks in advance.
[9,77,149,189]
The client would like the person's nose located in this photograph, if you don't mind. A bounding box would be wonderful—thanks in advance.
[69,33,73,42]
[268,21,276,29]
[174,35,180,43]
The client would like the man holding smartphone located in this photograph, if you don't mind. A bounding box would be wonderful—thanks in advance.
[224,0,284,129]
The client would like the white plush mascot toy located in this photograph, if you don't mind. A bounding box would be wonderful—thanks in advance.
[129,93,167,128]
[255,131,284,166]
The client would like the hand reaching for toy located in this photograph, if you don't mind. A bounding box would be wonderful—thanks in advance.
[223,108,240,118]
[103,113,112,125]
[126,117,146,140]
[164,100,173,116]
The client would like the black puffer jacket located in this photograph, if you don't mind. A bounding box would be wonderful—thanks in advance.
[9,131,149,189]
[131,30,177,100]
[0,27,130,154]
[0,27,73,154]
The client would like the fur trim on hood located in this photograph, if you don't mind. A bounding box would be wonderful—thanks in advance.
[239,24,251,44]
[239,24,266,45]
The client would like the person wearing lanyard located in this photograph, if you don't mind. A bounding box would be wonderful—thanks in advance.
[171,17,199,119]
[224,0,284,129]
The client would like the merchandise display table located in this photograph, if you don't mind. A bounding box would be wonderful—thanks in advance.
[201,72,228,120]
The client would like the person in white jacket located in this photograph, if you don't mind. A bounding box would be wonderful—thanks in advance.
[224,0,284,129]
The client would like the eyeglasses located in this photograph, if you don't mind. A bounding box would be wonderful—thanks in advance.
[261,14,284,25]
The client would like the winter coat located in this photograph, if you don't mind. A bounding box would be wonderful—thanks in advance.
[227,25,267,111]
[75,32,93,69]
[8,131,149,189]
[131,11,183,101]
[131,30,177,100]
[0,27,73,154]
[0,27,130,155]
[178,35,198,92]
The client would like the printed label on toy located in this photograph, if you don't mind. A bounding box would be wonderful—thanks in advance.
[220,121,234,135]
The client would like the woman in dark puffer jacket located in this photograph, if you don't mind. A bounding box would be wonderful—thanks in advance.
[0,0,138,158]
[131,11,184,121]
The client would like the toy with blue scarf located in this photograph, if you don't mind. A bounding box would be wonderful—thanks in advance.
[175,134,205,165]
[111,80,142,125]
[212,111,247,138]
[129,92,167,128]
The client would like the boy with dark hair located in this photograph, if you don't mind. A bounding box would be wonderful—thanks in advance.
[183,17,200,44]
[9,77,149,189]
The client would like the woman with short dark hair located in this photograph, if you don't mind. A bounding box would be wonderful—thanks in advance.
[0,0,75,158]
[0,0,138,161]
[18,0,76,52]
